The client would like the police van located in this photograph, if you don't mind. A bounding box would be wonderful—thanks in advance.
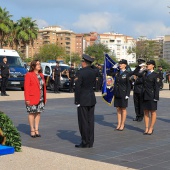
[41,62,70,91]
[0,49,27,90]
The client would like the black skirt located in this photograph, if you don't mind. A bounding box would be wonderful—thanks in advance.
[114,97,128,108]
[143,100,157,110]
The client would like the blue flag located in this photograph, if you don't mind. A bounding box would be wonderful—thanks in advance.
[102,54,117,106]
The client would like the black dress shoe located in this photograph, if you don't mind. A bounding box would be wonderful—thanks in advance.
[133,118,138,121]
[1,93,5,96]
[4,93,9,96]
[137,117,143,122]
[75,143,89,148]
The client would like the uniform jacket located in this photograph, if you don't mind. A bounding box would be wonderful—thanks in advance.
[75,66,96,106]
[24,72,47,105]
[0,62,9,77]
[68,68,75,78]
[114,70,131,99]
[143,71,159,101]
[134,70,146,94]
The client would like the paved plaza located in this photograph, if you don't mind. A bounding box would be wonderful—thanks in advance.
[1,84,170,170]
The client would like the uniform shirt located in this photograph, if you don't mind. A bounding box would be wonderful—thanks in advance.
[69,68,75,78]
[0,62,9,77]
[53,66,61,77]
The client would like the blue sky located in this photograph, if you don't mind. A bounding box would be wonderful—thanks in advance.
[1,0,170,38]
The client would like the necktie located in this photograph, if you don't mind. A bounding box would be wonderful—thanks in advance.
[147,71,151,76]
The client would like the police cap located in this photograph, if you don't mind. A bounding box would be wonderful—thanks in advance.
[119,59,127,65]
[82,54,94,63]
[137,58,145,64]
[146,60,156,66]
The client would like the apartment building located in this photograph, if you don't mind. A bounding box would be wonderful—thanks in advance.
[98,32,136,64]
[163,35,170,63]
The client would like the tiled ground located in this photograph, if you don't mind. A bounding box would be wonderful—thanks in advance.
[1,93,170,170]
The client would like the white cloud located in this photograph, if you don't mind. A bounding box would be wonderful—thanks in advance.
[72,12,124,33]
[35,19,49,29]
[133,22,170,38]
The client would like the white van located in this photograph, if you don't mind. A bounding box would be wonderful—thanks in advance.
[0,49,27,90]
[41,62,70,91]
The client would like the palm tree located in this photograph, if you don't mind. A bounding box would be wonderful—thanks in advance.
[0,7,13,48]
[16,17,38,58]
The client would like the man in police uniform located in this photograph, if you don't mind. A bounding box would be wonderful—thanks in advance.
[97,64,103,91]
[157,66,164,89]
[52,61,61,93]
[133,59,146,122]
[68,64,75,93]
[0,57,10,96]
[75,54,96,148]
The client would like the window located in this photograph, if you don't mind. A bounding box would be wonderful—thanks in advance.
[44,66,50,75]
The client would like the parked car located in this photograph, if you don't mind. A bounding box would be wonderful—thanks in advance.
[41,62,70,91]
[0,49,27,90]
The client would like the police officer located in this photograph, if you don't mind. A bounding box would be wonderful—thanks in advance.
[75,54,96,148]
[68,64,75,93]
[143,60,159,135]
[157,66,164,89]
[0,57,10,96]
[133,59,146,122]
[91,63,100,92]
[97,64,103,91]
[52,61,61,93]
[113,59,131,131]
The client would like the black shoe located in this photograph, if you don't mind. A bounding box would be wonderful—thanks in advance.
[118,126,125,131]
[30,131,36,138]
[57,91,60,93]
[133,118,138,121]
[1,93,5,96]
[147,129,154,135]
[137,117,143,122]
[75,143,89,148]
[4,93,9,96]
[35,130,41,137]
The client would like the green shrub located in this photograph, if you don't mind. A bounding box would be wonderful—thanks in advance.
[0,111,22,152]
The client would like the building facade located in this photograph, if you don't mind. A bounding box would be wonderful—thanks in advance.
[163,35,170,63]
[97,32,136,64]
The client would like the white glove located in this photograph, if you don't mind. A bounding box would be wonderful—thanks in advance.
[112,63,119,69]
[154,99,158,102]
[76,104,80,107]
[125,96,129,99]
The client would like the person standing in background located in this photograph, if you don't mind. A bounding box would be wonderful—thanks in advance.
[68,64,75,93]
[157,66,164,90]
[24,60,46,138]
[0,57,10,96]
[52,61,61,93]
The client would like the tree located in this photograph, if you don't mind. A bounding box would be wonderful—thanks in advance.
[64,52,81,66]
[156,59,170,70]
[127,40,159,61]
[34,44,65,62]
[16,17,38,58]
[0,7,13,48]
[85,43,110,63]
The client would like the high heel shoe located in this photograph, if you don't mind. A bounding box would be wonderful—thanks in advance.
[118,126,125,131]
[35,130,41,137]
[30,131,36,138]
[143,127,149,135]
[147,129,154,135]
[114,126,121,131]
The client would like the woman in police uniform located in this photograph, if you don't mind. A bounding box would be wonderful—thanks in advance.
[114,59,131,131]
[143,60,159,135]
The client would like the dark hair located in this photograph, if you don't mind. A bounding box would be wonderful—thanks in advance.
[29,59,42,73]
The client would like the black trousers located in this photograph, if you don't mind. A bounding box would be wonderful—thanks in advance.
[69,78,74,92]
[133,92,144,118]
[54,76,60,92]
[77,105,95,147]
[1,77,8,94]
